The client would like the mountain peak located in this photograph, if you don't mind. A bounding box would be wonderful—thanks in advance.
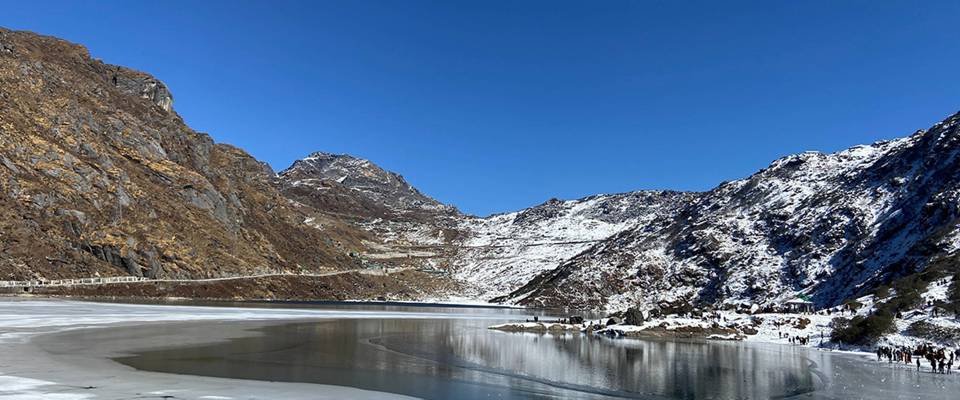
[279,152,457,218]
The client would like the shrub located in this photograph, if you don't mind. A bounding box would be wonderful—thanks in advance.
[864,274,925,318]
[880,290,921,315]
[906,321,960,342]
[874,285,891,299]
[830,314,895,345]
[891,275,926,296]
[829,317,850,331]
[905,320,933,337]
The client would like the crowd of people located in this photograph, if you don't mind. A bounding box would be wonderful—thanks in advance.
[877,344,959,374]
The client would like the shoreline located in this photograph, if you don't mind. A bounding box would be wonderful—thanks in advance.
[4,293,527,311]
[14,293,523,309]
[488,312,887,359]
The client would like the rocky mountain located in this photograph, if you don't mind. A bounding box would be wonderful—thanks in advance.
[4,27,958,313]
[0,28,370,281]
[278,152,457,222]
[505,114,960,312]
[277,151,464,271]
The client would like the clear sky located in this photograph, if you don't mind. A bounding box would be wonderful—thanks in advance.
[4,1,960,216]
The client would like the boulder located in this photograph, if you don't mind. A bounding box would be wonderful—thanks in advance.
[624,306,645,325]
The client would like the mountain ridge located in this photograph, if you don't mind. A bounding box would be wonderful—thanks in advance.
[3,27,958,314]
[502,114,960,311]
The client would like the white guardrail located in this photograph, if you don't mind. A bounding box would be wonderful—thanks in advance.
[0,266,409,288]
[0,276,151,288]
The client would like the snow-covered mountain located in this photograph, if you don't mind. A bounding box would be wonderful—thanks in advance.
[278,111,960,313]
[276,152,693,299]
[506,112,960,312]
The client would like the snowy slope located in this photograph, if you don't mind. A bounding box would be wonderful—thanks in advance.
[450,192,693,299]
[506,111,960,312]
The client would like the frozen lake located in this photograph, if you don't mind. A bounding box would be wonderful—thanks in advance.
[3,299,957,399]
[110,317,818,399]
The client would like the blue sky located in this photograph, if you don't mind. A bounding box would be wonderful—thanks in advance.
[4,1,960,216]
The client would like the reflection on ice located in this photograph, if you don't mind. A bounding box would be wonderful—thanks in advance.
[376,321,819,398]
[119,318,820,399]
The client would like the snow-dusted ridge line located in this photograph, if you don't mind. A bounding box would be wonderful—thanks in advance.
[503,110,960,312]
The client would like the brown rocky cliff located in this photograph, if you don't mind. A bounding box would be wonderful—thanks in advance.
[0,28,368,281]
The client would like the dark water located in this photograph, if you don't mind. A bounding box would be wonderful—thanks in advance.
[113,304,822,399]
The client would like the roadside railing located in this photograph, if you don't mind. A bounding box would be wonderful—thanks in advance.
[0,276,151,288]
[0,266,414,289]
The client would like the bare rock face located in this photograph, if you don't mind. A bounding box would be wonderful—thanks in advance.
[107,66,174,112]
[0,28,367,280]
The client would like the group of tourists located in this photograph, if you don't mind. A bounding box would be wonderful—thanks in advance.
[820,304,858,316]
[780,332,810,345]
[877,344,959,374]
